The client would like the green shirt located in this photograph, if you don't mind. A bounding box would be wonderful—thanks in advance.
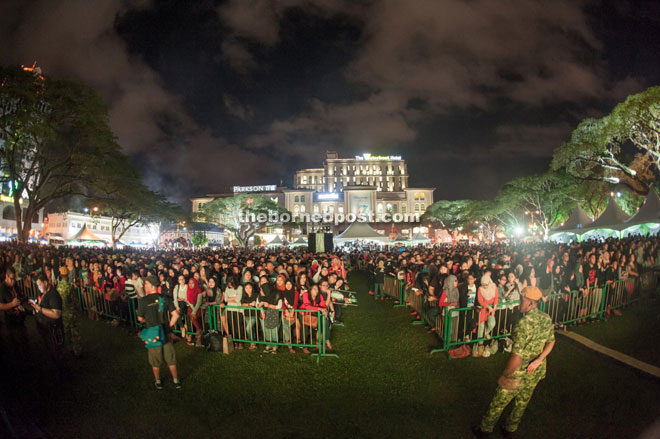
[511,307,554,379]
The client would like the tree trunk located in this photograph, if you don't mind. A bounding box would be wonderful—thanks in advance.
[21,208,31,243]
[12,197,24,242]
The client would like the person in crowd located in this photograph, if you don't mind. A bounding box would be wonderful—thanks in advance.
[183,277,203,347]
[258,282,282,353]
[58,267,82,358]
[240,282,259,350]
[474,274,498,358]
[300,284,331,353]
[373,259,386,300]
[281,278,298,353]
[30,272,65,371]
[136,275,181,390]
[473,286,555,437]
[0,267,29,363]
[224,276,244,349]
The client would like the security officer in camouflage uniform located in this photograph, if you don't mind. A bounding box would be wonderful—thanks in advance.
[473,286,555,437]
[58,267,82,357]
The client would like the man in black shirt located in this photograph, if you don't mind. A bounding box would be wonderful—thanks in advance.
[0,267,29,361]
[137,275,181,390]
[30,272,65,368]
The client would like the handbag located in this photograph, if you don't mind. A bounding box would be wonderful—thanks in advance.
[264,308,280,329]
[140,297,166,348]
[302,312,318,328]
[283,309,296,322]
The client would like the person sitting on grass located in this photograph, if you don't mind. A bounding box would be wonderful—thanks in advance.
[137,275,181,390]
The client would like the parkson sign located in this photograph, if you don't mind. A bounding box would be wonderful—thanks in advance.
[354,153,402,161]
[232,185,277,193]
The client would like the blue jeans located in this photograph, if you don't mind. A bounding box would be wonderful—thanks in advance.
[245,315,258,341]
[260,320,280,346]
[374,282,384,299]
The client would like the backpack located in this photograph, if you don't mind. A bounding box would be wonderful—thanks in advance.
[140,296,166,348]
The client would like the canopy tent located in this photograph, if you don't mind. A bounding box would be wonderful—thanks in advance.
[549,205,594,242]
[335,222,388,243]
[266,236,284,247]
[390,233,410,244]
[289,237,308,247]
[582,196,631,234]
[68,224,107,246]
[621,189,660,236]
[553,205,593,232]
[410,233,431,243]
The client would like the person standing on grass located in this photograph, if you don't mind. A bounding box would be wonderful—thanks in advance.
[30,272,65,370]
[136,275,181,390]
[472,286,555,437]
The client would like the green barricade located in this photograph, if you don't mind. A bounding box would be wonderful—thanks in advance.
[430,300,520,355]
[77,285,138,328]
[207,305,338,363]
[382,276,405,307]
[542,287,606,326]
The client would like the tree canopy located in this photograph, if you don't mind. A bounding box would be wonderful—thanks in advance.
[199,194,289,248]
[551,86,660,195]
[0,65,128,241]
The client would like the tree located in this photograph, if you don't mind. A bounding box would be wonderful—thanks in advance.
[465,200,505,242]
[498,172,578,240]
[199,194,289,248]
[0,65,125,242]
[191,231,208,248]
[422,200,473,232]
[84,152,186,247]
[551,86,660,196]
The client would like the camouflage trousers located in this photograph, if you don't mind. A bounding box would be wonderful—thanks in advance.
[63,314,82,357]
[480,376,541,433]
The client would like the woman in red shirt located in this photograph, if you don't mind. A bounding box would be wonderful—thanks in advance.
[300,284,331,353]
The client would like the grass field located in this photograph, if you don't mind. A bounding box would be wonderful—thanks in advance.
[571,298,660,367]
[2,271,660,438]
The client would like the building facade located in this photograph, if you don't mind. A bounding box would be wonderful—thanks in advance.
[44,212,159,245]
[190,151,434,238]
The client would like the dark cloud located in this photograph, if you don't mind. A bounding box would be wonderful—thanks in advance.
[0,0,270,203]
[1,0,656,207]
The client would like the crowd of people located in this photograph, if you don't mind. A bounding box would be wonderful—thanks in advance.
[365,235,659,357]
[0,235,658,388]
[0,243,353,387]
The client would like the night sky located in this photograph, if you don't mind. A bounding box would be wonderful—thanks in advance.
[2,0,659,205]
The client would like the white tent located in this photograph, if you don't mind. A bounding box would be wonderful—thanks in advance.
[621,190,660,236]
[266,236,284,247]
[335,222,388,243]
[549,205,593,242]
[289,237,308,247]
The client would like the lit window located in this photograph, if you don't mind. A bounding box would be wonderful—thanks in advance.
[420,193,425,200]
[414,192,419,200]
[300,205,306,213]
[415,203,420,212]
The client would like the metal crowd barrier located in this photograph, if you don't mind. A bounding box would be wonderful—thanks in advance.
[77,286,139,329]
[207,305,338,363]
[383,275,406,307]
[16,277,39,300]
[425,271,660,357]
[407,286,426,326]
[430,301,520,355]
